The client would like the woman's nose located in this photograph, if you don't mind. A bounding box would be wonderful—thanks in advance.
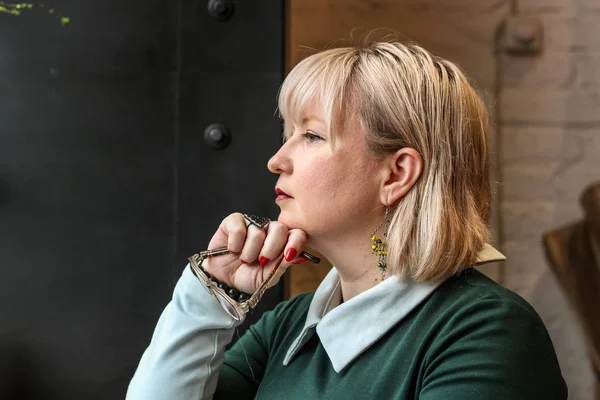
[267,145,292,174]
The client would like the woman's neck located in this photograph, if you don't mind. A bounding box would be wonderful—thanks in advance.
[312,232,383,302]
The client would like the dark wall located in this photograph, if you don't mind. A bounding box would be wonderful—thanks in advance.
[0,0,284,398]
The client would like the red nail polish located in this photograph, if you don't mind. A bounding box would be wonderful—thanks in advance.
[240,260,247,264]
[292,257,309,264]
[285,248,297,262]
[259,256,270,267]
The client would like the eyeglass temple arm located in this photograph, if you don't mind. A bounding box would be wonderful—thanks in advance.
[199,246,320,310]
[201,246,320,264]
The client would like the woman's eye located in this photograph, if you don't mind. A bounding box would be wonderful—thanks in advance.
[301,131,323,143]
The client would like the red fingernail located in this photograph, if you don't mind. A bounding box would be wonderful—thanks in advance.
[292,257,309,264]
[259,256,270,267]
[285,248,297,262]
[240,260,247,264]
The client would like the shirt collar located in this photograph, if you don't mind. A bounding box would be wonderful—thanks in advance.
[283,243,506,372]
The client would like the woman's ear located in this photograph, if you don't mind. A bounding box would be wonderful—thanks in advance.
[380,148,423,205]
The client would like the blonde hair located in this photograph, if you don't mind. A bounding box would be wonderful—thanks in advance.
[278,41,491,281]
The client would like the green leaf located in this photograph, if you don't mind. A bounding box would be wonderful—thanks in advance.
[0,1,69,23]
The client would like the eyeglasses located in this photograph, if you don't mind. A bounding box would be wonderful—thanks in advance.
[188,247,320,320]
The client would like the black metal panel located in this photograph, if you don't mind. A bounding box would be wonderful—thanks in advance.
[176,0,285,331]
[0,1,178,398]
[0,0,284,398]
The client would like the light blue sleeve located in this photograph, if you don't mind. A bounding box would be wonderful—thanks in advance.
[126,265,244,400]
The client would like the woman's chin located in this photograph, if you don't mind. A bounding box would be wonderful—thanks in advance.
[276,213,305,232]
[276,213,296,228]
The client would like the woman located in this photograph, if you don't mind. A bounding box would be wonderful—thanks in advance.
[127,42,567,399]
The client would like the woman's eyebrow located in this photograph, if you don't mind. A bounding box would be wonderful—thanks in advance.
[300,115,326,125]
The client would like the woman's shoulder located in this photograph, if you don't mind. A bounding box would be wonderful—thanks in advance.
[413,268,567,398]
[435,267,540,318]
[416,267,555,350]
[420,268,557,359]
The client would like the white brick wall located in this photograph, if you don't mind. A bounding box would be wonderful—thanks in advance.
[500,0,600,398]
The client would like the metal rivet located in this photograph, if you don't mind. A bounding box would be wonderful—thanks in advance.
[203,123,231,150]
[207,0,234,21]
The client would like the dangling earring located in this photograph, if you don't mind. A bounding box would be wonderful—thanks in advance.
[371,205,390,282]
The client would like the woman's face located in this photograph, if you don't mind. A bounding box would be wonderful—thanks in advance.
[267,103,383,242]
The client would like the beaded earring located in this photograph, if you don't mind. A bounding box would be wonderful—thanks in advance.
[370,205,390,282]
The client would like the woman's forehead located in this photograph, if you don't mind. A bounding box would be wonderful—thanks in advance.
[283,97,324,120]
[297,103,328,126]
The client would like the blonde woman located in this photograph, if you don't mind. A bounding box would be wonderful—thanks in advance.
[127,42,567,399]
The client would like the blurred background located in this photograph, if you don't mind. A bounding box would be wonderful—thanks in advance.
[0,0,598,398]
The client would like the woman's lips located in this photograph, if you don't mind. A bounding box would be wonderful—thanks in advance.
[275,187,293,201]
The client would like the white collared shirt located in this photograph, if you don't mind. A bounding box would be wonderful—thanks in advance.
[284,243,506,372]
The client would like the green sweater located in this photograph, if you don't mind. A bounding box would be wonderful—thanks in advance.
[127,248,567,399]
[217,269,566,399]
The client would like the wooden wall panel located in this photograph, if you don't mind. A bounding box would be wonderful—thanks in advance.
[284,0,510,298]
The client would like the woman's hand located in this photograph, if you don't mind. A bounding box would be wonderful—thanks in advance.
[202,213,308,294]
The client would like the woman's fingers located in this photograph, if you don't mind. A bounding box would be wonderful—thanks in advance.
[261,229,307,288]
[219,214,307,263]
[256,228,309,289]
[256,222,289,266]
[211,213,310,292]
[239,224,267,264]
[291,256,310,264]
[219,213,247,253]
[282,229,308,264]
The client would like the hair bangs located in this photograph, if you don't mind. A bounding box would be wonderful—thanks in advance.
[278,48,359,143]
